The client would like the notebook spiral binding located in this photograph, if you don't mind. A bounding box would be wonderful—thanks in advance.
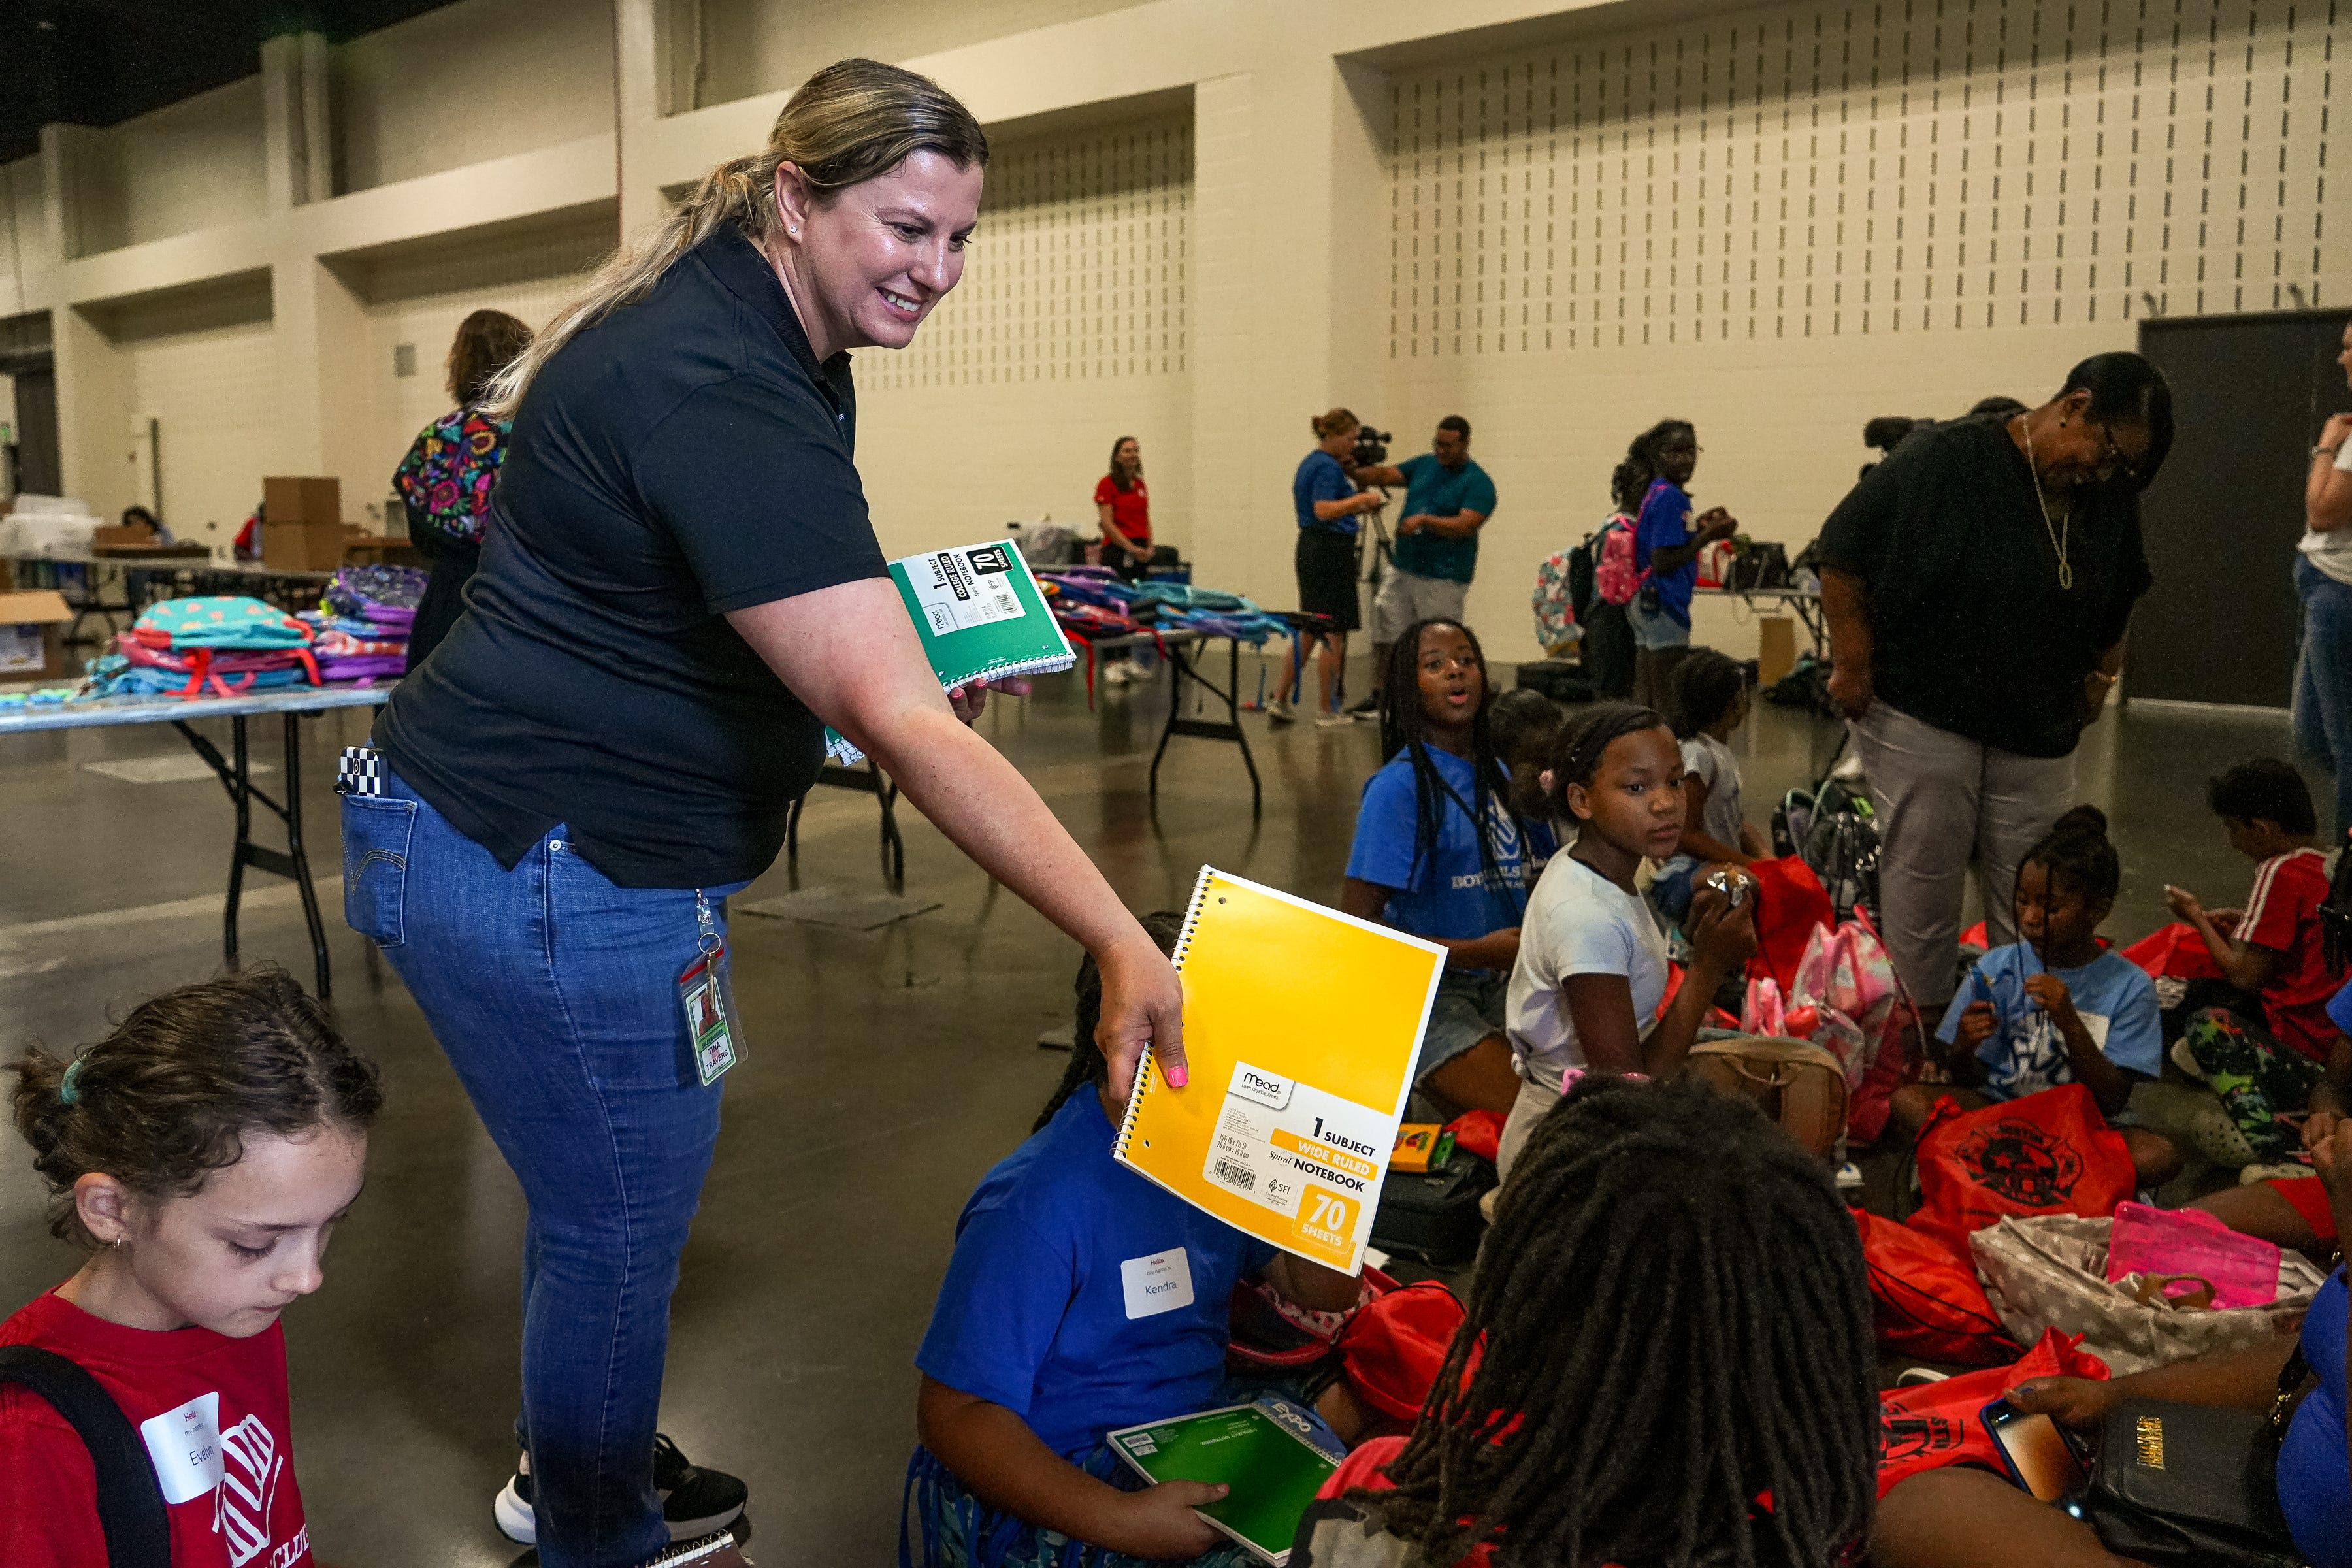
[1110,863,1217,1163]
[639,1528,740,1567]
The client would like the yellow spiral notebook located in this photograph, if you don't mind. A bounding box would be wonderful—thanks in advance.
[1112,867,1446,1274]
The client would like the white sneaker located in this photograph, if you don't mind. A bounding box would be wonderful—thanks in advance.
[1104,661,1135,687]
[2169,1038,2208,1081]
[1315,708,1354,728]
[2239,1162,2311,1186]
[1267,698,1296,725]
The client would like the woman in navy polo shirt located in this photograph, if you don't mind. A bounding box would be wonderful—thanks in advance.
[342,60,1187,1568]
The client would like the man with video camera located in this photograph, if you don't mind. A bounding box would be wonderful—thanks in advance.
[1347,415,1497,717]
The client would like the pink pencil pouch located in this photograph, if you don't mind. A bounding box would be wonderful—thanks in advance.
[2104,1200,2282,1309]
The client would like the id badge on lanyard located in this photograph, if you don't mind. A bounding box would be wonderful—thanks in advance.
[678,890,743,1087]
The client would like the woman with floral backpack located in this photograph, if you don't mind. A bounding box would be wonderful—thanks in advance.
[392,308,532,670]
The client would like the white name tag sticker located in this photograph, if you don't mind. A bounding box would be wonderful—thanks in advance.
[2080,1011,2112,1052]
[140,1390,223,1505]
[1120,1248,1196,1320]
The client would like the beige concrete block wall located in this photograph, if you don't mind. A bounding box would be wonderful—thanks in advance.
[5,0,2342,630]
[73,78,269,257]
[333,0,617,193]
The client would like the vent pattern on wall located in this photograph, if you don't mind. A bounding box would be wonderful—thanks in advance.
[866,114,1190,390]
[1388,0,2342,354]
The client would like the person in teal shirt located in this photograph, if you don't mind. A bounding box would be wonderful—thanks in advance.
[1350,416,1499,717]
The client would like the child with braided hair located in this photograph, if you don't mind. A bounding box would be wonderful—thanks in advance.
[1342,619,1555,1119]
[1288,1075,1880,1567]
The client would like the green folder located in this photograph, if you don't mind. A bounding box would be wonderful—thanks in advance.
[825,538,1075,764]
[1105,1401,1341,1566]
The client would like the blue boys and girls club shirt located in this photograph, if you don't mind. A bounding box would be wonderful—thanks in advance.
[1345,747,1554,958]
[1935,943,2163,1102]
[1389,454,1499,583]
[1633,480,1699,626]
[1294,450,1357,536]
[915,1090,1277,1460]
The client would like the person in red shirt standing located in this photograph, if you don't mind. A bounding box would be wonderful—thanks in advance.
[1,968,380,1568]
[2167,759,2352,1169]
[1286,1077,1877,1568]
[1094,435,1156,687]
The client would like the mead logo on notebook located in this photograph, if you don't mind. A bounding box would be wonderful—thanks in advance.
[1229,1063,1292,1110]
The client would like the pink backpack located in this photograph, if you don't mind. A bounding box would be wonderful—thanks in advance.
[1593,516,1642,604]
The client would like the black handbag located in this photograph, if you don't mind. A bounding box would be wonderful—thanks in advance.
[0,1345,174,1567]
[2069,1351,2313,1568]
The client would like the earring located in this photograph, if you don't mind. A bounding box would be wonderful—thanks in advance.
[2059,419,2067,427]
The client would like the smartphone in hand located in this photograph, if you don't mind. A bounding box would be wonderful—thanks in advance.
[1980,1398,2089,1503]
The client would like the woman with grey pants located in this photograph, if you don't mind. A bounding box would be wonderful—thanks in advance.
[1815,354,2173,1011]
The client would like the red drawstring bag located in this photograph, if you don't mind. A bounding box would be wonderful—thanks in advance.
[1909,1085,2136,1252]
[1743,855,1835,994]
[1335,1281,1467,1423]
[2121,923,2228,981]
[1226,1266,1400,1372]
[1876,1328,2111,1498]
[1854,1210,2017,1365]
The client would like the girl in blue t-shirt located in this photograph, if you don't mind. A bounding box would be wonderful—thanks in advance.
[904,915,1361,1568]
[1624,419,1740,711]
[1341,619,1554,1117]
[1886,806,2183,1186]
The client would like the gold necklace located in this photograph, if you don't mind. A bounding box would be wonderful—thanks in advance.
[2019,416,2074,591]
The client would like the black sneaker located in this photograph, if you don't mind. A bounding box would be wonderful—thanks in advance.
[491,1435,749,1545]
[1346,694,1381,718]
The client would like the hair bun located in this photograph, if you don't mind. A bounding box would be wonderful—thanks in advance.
[2051,804,2109,836]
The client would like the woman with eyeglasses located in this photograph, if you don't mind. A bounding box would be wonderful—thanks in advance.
[1813,352,2173,1020]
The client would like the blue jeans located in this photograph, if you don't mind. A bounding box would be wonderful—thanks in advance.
[2294,555,2352,838]
[342,772,745,1568]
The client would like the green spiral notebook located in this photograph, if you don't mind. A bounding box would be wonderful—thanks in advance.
[825,538,1075,764]
[1105,1400,1341,1566]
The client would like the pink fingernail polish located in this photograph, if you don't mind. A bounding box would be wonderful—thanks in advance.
[1168,1065,1188,1087]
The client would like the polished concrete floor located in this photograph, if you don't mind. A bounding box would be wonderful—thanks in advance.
[0,655,2328,1565]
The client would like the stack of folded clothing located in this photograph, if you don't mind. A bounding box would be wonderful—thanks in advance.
[93,596,320,698]
[305,565,429,681]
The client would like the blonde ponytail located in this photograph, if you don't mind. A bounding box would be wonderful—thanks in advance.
[483,58,988,419]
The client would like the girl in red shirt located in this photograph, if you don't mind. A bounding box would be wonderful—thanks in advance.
[1094,436,1152,575]
[1096,436,1158,687]
[1,966,381,1568]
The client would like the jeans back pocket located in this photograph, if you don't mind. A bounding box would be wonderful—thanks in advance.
[341,796,418,949]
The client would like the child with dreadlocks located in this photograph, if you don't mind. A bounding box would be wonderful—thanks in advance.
[1886,806,2181,1187]
[1496,702,1756,1181]
[1343,620,1557,1118]
[904,913,1363,1568]
[1287,1075,1881,1568]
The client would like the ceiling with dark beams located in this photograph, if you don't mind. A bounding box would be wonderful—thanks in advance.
[0,1,467,165]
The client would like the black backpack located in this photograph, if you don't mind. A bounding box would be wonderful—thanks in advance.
[2323,828,2352,973]
[1567,533,1601,628]
[0,1345,172,1567]
[1803,777,1882,924]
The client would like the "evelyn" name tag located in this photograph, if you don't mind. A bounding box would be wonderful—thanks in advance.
[140,1390,223,1505]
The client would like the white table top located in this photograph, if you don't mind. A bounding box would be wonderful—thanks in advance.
[1694,582,1820,600]
[0,682,390,735]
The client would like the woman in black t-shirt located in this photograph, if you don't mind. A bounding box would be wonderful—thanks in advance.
[1814,353,2172,1013]
[346,60,1187,1568]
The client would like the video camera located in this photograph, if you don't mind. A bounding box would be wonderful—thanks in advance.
[1352,425,1392,468]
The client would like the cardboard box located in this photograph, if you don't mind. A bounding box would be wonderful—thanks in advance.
[1757,618,1799,689]
[263,518,348,572]
[263,476,341,525]
[0,590,74,680]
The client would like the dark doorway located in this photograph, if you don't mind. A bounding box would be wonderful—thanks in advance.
[2133,310,2352,708]
[7,359,62,498]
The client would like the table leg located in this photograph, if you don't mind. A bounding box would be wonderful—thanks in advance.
[171,709,335,997]
[1149,638,1262,817]
[873,761,906,892]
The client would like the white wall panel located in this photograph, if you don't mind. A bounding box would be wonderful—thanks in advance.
[102,280,282,545]
[696,0,1145,110]
[75,80,269,255]
[334,0,615,193]
[343,219,612,512]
